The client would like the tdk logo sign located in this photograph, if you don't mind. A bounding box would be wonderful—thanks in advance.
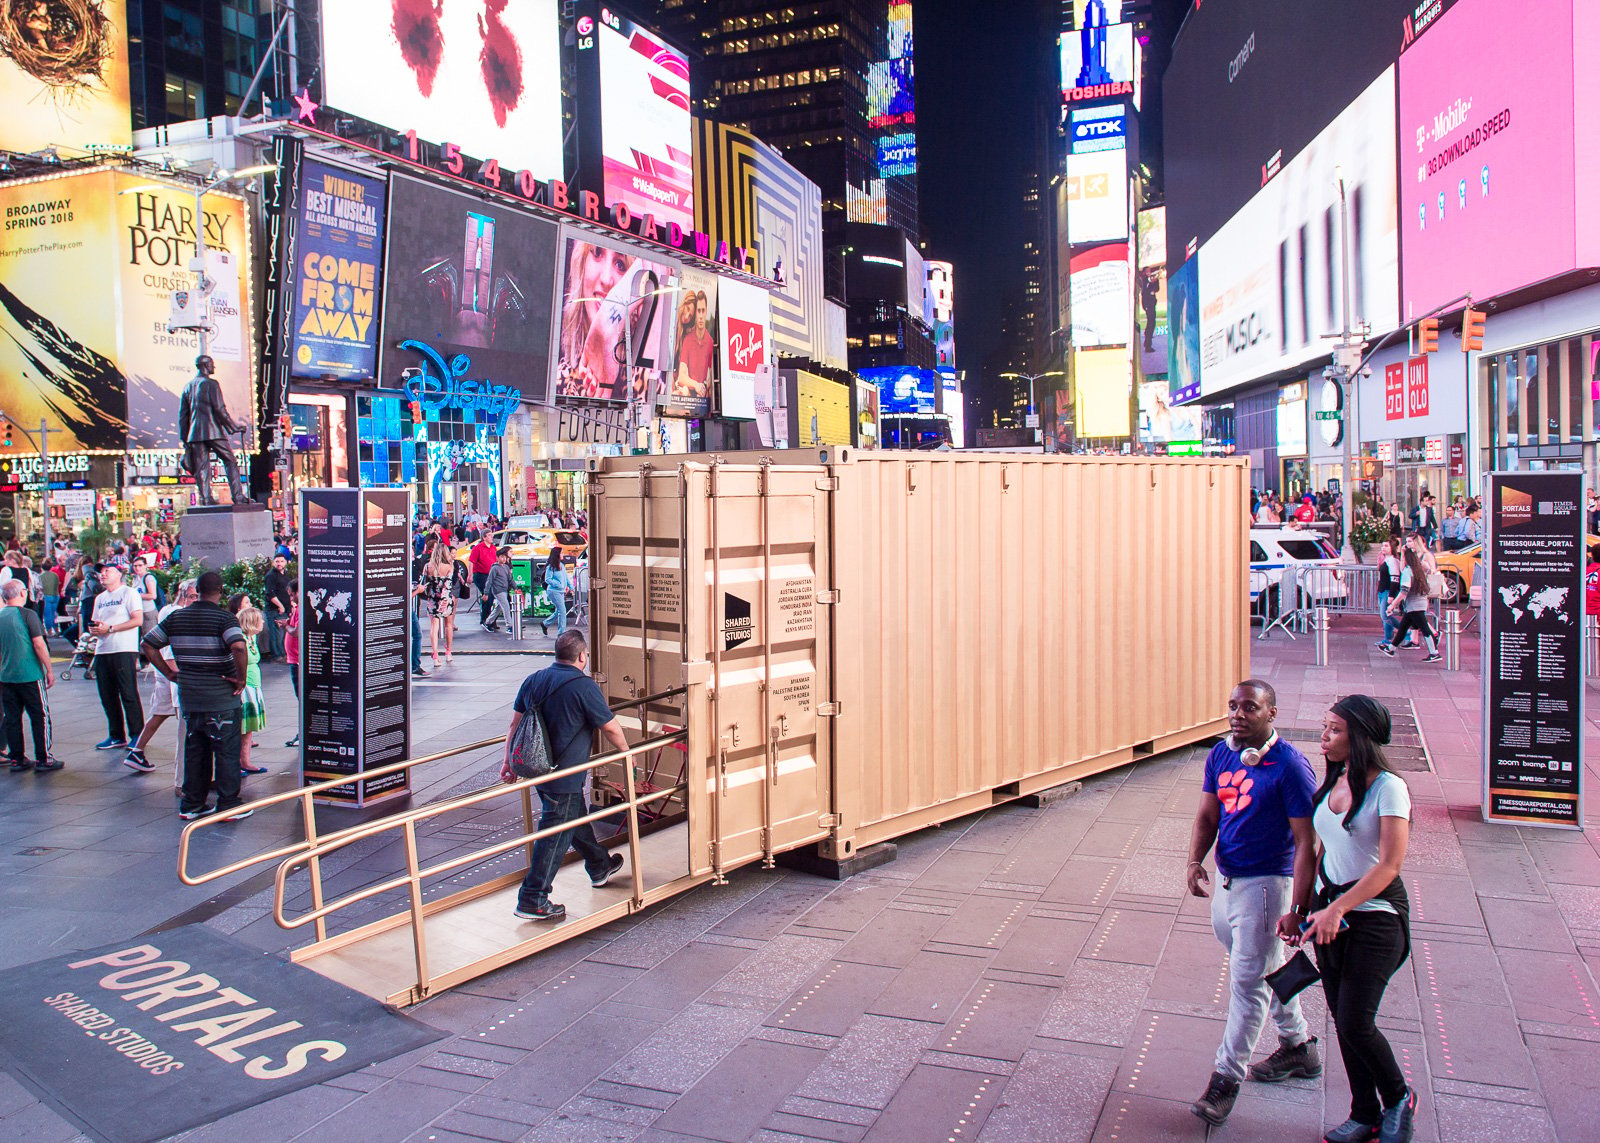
[1069,108,1126,154]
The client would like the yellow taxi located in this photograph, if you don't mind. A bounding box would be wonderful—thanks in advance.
[455,528,588,567]
[1436,534,1599,603]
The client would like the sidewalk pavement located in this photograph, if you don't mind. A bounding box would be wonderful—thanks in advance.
[1,617,1597,1142]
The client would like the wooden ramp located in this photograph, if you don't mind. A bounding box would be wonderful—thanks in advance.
[291,823,699,1006]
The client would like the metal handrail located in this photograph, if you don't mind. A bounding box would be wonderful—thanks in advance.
[270,729,689,1001]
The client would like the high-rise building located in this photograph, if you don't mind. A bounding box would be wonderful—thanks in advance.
[126,0,278,129]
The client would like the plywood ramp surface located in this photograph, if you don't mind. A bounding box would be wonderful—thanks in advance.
[297,826,692,1004]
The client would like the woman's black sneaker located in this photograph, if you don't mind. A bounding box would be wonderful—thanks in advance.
[1379,1086,1417,1143]
[1324,1118,1380,1143]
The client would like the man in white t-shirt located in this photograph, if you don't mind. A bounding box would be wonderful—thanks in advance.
[89,565,145,750]
[125,578,196,776]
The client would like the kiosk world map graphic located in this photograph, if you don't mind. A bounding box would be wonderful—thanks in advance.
[1496,583,1569,623]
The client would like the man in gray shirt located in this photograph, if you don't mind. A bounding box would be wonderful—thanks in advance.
[143,571,249,821]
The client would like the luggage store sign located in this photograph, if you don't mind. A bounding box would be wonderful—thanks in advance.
[1481,471,1586,828]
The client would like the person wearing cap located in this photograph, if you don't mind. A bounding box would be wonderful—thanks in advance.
[1291,494,1318,525]
[1186,679,1321,1126]
[1289,695,1416,1143]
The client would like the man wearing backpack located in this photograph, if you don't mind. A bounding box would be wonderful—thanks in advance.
[501,629,627,922]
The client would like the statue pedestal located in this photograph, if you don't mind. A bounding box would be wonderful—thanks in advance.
[180,503,274,569]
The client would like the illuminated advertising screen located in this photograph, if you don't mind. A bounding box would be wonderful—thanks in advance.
[864,367,938,416]
[551,230,679,406]
[598,10,694,233]
[1137,207,1168,379]
[667,265,717,418]
[1069,243,1131,348]
[877,133,918,177]
[1168,256,1200,404]
[1277,381,1308,456]
[1066,146,1129,244]
[940,369,965,447]
[1198,67,1398,398]
[291,160,387,380]
[1060,20,1135,106]
[867,59,915,129]
[924,261,955,368]
[0,0,130,154]
[1068,0,1127,26]
[1075,348,1131,438]
[0,170,252,454]
[848,180,887,224]
[1398,0,1582,318]
[717,277,770,421]
[379,177,560,404]
[1068,105,1126,153]
[1139,381,1171,443]
[321,0,563,183]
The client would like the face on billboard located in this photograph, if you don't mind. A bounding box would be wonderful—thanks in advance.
[1075,348,1131,438]
[1198,66,1398,399]
[1140,381,1171,443]
[0,0,130,154]
[667,265,716,417]
[321,0,562,183]
[598,13,693,233]
[1398,0,1576,318]
[380,177,559,402]
[1070,243,1131,348]
[1066,146,1129,244]
[1060,20,1134,103]
[553,233,678,405]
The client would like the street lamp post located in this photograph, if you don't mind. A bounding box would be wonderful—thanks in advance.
[0,415,57,558]
[999,370,1064,446]
[1330,169,1370,561]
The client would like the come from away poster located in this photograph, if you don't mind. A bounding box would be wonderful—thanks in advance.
[292,160,387,380]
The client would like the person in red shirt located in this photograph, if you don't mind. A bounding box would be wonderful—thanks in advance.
[1586,543,1599,619]
[469,534,498,626]
[673,291,717,397]
[1292,495,1318,525]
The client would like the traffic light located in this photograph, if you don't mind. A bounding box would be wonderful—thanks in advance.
[0,418,10,447]
[1462,307,1486,352]
[1417,317,1439,354]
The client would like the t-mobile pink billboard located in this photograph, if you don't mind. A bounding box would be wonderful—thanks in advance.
[1398,0,1578,320]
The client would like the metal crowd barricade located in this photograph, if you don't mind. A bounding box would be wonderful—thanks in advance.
[1259,563,1303,639]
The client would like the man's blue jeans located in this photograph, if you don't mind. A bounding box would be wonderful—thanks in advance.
[410,602,423,672]
[517,788,611,909]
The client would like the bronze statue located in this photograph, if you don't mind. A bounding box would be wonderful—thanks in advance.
[178,355,249,506]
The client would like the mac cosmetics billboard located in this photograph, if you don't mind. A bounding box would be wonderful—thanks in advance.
[1197,67,1399,399]
[321,0,563,183]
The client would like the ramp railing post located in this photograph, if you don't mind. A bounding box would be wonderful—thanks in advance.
[401,819,430,1002]
[520,783,536,867]
[621,747,646,909]
[300,790,327,944]
[1314,606,1330,666]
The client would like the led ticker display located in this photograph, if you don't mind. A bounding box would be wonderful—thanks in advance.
[321,0,563,183]
[597,10,694,233]
[877,133,918,177]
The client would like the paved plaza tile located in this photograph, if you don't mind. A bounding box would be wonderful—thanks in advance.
[1,620,1596,1140]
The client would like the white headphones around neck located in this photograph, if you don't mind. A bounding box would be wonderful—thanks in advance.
[1228,730,1279,767]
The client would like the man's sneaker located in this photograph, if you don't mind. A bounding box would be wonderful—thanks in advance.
[1249,1035,1322,1082]
[95,737,130,750]
[513,901,568,922]
[8,758,30,772]
[220,807,254,822]
[178,805,214,821]
[590,853,625,887]
[33,758,62,772]
[1324,1118,1381,1143]
[123,749,155,773]
[1191,1071,1240,1125]
[1377,643,1396,657]
[413,666,428,677]
[1422,653,1443,663]
[1379,1086,1417,1143]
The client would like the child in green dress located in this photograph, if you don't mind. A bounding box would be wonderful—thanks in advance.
[237,604,269,776]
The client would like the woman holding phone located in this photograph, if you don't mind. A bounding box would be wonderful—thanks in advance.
[1293,695,1415,1143]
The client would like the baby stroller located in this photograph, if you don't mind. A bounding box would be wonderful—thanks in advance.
[60,632,99,681]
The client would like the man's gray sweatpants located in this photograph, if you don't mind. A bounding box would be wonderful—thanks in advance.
[1210,872,1309,1080]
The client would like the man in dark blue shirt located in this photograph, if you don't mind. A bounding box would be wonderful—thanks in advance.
[1186,679,1320,1126]
[501,629,627,921]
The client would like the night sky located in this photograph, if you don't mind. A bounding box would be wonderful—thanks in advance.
[917,0,1189,429]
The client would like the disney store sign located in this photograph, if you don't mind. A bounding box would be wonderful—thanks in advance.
[392,340,521,434]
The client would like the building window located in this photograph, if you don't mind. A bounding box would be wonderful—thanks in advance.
[165,74,203,120]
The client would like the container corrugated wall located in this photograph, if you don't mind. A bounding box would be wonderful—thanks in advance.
[827,453,1249,856]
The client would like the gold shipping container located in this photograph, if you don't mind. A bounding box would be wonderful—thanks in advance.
[591,450,1251,872]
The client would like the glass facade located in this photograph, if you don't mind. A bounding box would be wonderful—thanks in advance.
[1480,331,1597,490]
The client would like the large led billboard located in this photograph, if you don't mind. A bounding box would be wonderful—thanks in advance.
[598,10,694,233]
[0,170,253,454]
[718,278,770,421]
[1066,146,1129,244]
[379,177,560,402]
[291,160,387,381]
[551,230,679,405]
[1198,67,1398,399]
[924,261,955,368]
[877,134,918,177]
[0,0,130,154]
[1070,243,1131,348]
[1168,256,1201,405]
[322,0,563,183]
[1069,105,1126,154]
[1137,207,1168,379]
[1075,348,1132,438]
[1060,20,1135,106]
[864,367,939,416]
[867,59,915,129]
[1398,0,1582,318]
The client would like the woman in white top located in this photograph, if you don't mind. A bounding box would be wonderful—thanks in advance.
[1377,546,1440,662]
[1293,695,1416,1143]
